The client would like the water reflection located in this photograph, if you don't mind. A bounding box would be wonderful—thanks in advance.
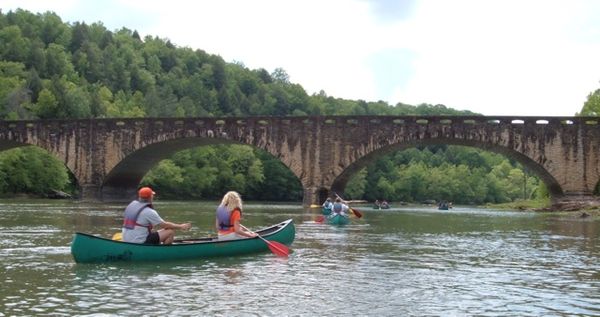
[0,199,599,316]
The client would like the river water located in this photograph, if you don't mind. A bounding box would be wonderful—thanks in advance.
[0,199,598,316]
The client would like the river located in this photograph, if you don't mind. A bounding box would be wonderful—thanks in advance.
[0,199,598,316]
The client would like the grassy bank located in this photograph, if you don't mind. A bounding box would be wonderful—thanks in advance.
[485,198,551,211]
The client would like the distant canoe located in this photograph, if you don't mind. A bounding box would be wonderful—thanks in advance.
[71,219,295,263]
[438,202,451,210]
[327,213,350,225]
[373,205,391,209]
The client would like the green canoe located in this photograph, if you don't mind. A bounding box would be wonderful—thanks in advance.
[322,207,332,215]
[71,219,295,263]
[327,213,350,225]
[373,204,391,209]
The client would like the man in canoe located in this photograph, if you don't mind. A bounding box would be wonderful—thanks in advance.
[216,191,257,240]
[122,187,191,244]
[330,197,350,216]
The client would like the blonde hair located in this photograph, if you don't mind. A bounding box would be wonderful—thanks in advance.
[220,191,242,211]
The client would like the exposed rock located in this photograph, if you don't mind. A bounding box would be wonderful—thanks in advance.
[549,197,600,211]
[47,189,72,199]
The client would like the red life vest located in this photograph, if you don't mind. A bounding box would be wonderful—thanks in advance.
[122,200,153,233]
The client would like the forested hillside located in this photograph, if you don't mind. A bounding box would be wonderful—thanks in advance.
[0,9,549,204]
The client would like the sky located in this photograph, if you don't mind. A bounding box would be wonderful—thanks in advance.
[3,0,600,116]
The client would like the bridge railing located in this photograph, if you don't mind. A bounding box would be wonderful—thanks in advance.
[0,116,599,132]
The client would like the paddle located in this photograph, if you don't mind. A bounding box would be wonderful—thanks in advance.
[239,224,290,257]
[334,192,363,218]
[350,207,363,218]
[315,215,325,223]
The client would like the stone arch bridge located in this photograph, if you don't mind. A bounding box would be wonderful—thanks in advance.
[0,115,599,208]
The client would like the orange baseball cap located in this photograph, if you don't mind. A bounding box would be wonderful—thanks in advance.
[138,187,155,199]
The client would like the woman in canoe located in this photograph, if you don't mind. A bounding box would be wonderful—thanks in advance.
[216,191,257,240]
[122,187,192,244]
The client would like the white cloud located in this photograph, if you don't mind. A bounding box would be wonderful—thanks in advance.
[2,0,600,116]
[387,0,600,115]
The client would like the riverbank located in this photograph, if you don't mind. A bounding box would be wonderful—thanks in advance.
[486,198,600,219]
[485,198,551,211]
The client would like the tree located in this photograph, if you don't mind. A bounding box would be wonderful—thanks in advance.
[0,25,29,62]
[69,21,89,52]
[271,67,290,84]
[0,61,27,118]
[40,11,70,47]
[89,85,112,117]
[4,87,31,119]
[141,160,185,198]
[578,88,600,116]
[33,88,58,118]
[249,150,302,201]
[346,169,368,199]
[64,85,91,118]
[45,43,75,79]
[26,68,43,102]
[0,146,70,195]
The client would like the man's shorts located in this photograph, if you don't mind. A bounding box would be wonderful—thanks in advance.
[144,232,160,244]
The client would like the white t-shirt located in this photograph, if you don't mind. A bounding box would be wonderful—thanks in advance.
[332,203,349,214]
[122,207,164,243]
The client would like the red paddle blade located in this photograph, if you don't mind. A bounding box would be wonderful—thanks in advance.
[316,215,325,223]
[351,208,363,218]
[266,240,290,257]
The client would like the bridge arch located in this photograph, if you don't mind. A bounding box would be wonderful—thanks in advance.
[330,139,563,201]
[101,136,304,200]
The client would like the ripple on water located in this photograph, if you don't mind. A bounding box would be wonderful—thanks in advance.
[1,202,599,316]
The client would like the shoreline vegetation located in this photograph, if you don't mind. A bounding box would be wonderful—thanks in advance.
[1,9,599,211]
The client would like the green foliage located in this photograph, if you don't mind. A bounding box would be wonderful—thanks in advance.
[248,150,303,201]
[0,9,549,204]
[0,146,70,195]
[142,145,273,200]
[345,169,367,199]
[140,160,184,197]
[0,9,481,121]
[33,88,58,118]
[350,145,546,204]
[578,88,600,116]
